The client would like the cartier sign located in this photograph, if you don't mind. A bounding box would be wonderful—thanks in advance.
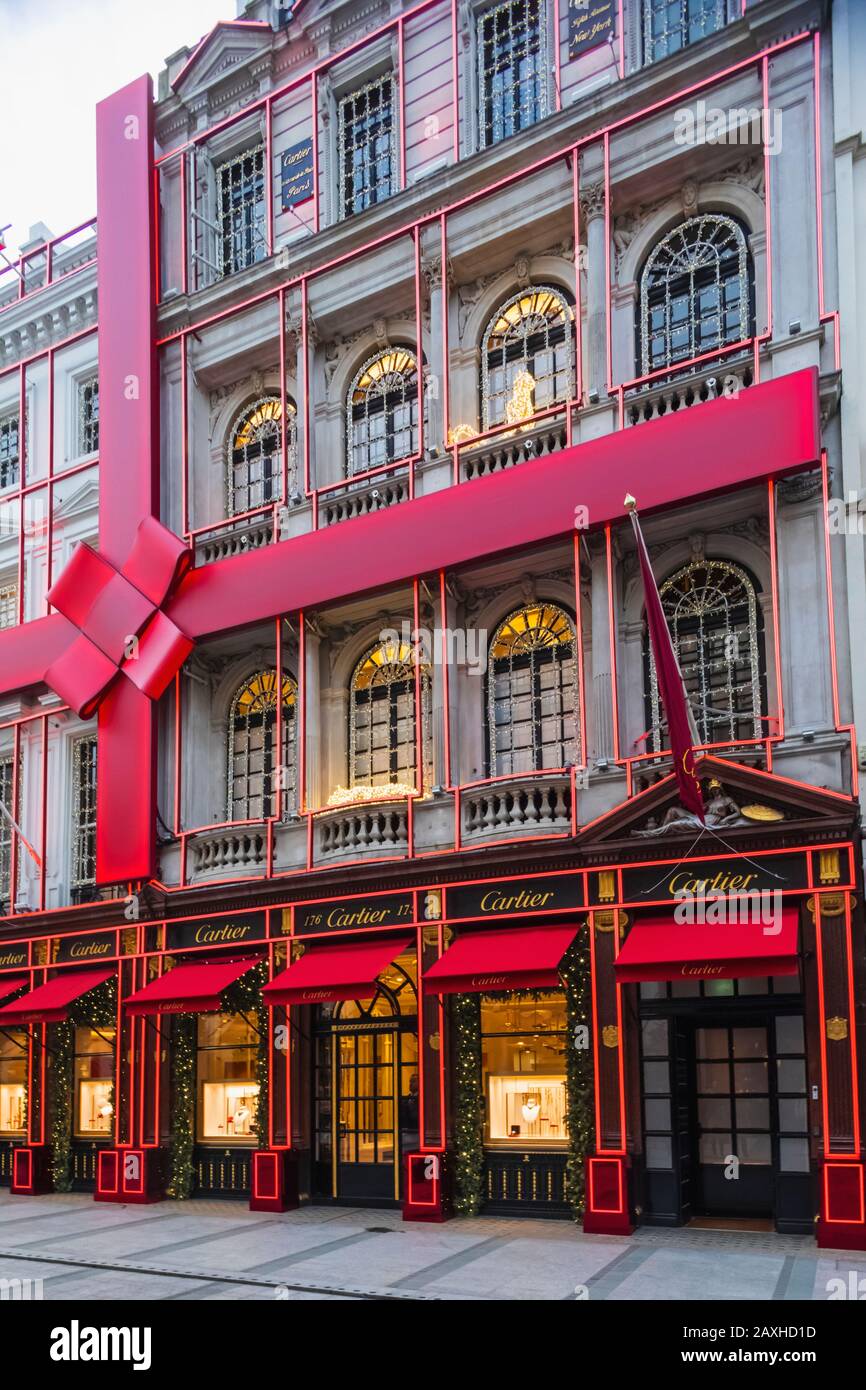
[294,894,415,935]
[618,853,810,904]
[0,944,28,969]
[55,930,116,964]
[165,913,268,952]
[446,875,584,921]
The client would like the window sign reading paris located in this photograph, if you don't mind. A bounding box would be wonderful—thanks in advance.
[281,139,314,210]
[568,0,615,59]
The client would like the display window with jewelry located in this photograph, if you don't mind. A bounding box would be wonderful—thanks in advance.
[0,1030,26,1137]
[74,1025,115,1138]
[196,1013,260,1143]
[480,993,568,1147]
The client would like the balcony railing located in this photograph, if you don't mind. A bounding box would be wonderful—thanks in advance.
[462,775,573,842]
[314,801,410,863]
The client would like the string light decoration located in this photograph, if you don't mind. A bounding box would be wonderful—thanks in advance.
[166,1015,196,1199]
[227,396,296,517]
[452,993,485,1215]
[346,348,422,478]
[639,213,752,375]
[482,286,573,430]
[504,369,536,426]
[228,669,297,821]
[487,603,579,775]
[646,558,764,752]
[350,639,432,794]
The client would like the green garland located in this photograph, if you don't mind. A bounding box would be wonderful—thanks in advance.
[559,936,595,1220]
[451,944,595,1221]
[166,1014,196,1199]
[47,977,118,1193]
[452,993,485,1215]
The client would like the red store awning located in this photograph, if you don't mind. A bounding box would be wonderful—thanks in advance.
[0,967,115,1025]
[0,978,29,1007]
[263,936,413,1008]
[613,909,800,983]
[422,923,580,995]
[125,957,260,1016]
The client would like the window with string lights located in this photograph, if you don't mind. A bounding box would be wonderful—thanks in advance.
[638,213,754,376]
[477,0,548,150]
[227,396,296,517]
[645,558,767,752]
[347,348,424,478]
[349,639,432,796]
[228,669,297,822]
[481,287,573,431]
[487,604,579,776]
[643,0,727,65]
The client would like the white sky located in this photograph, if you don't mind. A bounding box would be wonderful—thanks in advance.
[0,0,235,256]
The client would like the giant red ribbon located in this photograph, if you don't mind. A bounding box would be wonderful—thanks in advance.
[45,517,194,719]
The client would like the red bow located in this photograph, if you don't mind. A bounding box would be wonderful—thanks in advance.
[45,518,194,718]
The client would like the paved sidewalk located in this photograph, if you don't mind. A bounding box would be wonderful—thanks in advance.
[0,1192,861,1300]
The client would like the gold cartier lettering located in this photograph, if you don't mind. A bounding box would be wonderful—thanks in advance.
[193,924,251,944]
[326,906,389,929]
[680,964,725,976]
[668,871,758,897]
[68,940,111,958]
[479,889,555,913]
[470,975,507,987]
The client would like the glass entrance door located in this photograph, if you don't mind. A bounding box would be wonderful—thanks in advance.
[695,1024,773,1216]
[337,1029,398,1200]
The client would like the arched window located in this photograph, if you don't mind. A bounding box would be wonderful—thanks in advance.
[228,669,297,820]
[347,349,422,478]
[481,287,574,430]
[227,396,296,517]
[638,214,753,375]
[643,0,727,65]
[487,603,579,776]
[350,639,432,792]
[645,559,765,752]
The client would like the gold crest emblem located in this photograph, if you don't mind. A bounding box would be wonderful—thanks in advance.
[602,1025,619,1049]
[827,1016,848,1042]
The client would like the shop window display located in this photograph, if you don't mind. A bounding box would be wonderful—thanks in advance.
[0,1030,26,1135]
[197,1013,259,1143]
[480,992,568,1147]
[74,1025,115,1137]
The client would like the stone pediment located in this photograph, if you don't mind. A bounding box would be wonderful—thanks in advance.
[171,20,275,99]
[579,755,856,852]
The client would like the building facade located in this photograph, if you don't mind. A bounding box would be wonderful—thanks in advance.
[0,0,865,1245]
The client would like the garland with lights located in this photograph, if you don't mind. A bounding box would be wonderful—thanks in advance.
[559,934,595,1220]
[47,977,118,1193]
[166,1014,196,1199]
[222,960,270,1147]
[452,992,485,1215]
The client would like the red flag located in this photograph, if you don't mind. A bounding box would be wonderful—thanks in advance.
[626,497,704,822]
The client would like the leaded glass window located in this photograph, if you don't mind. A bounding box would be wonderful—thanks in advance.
[77,375,99,455]
[338,78,395,220]
[216,146,266,277]
[72,735,98,889]
[639,214,752,375]
[643,0,727,64]
[228,396,296,516]
[0,412,20,490]
[646,559,765,752]
[482,287,573,429]
[487,604,579,776]
[0,757,13,905]
[229,669,297,821]
[477,0,547,150]
[347,349,422,477]
[0,582,16,630]
[350,640,432,791]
